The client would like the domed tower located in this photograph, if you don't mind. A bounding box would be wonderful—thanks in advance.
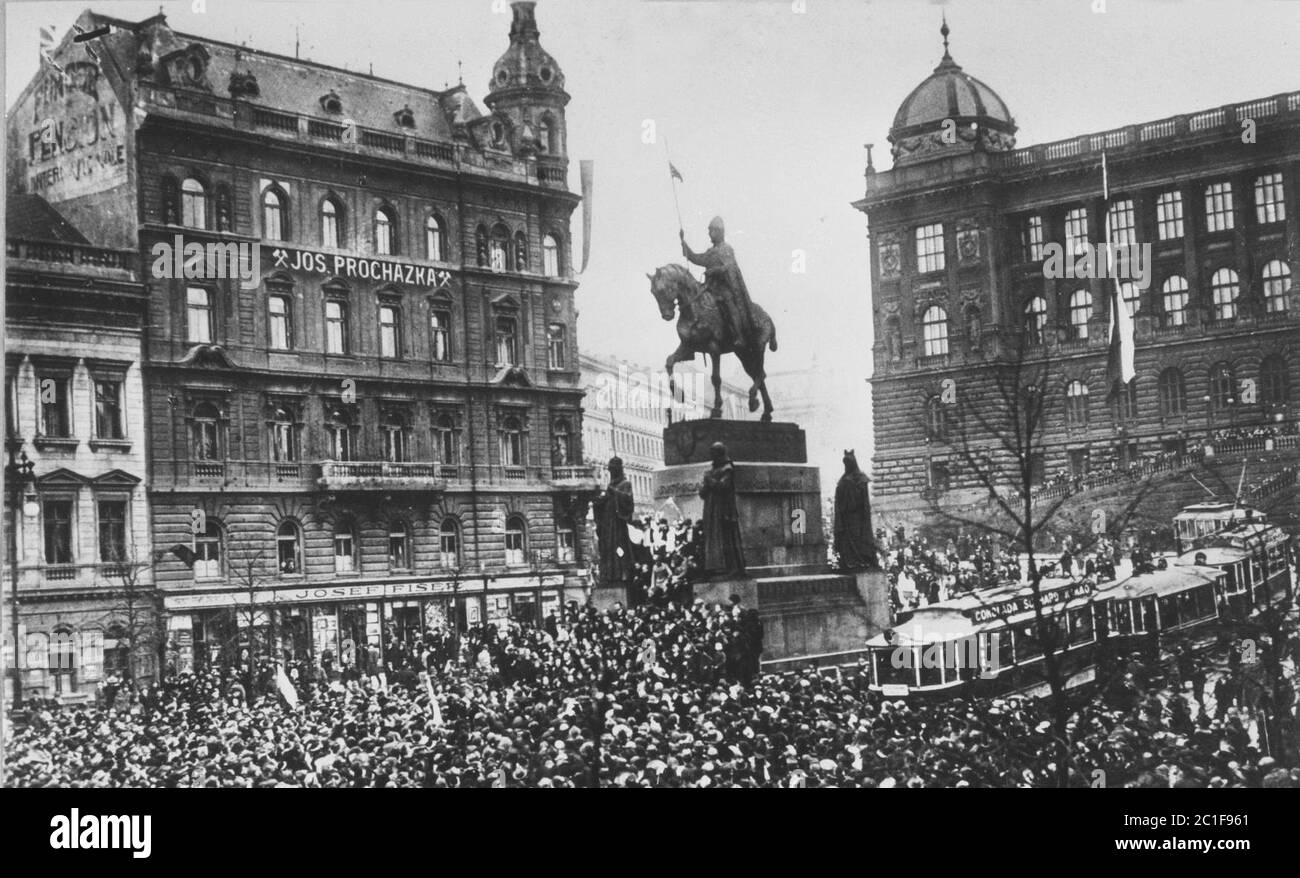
[888,18,1016,166]
[484,1,569,159]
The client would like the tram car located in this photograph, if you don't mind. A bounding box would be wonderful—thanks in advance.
[865,506,1292,700]
[1173,501,1266,553]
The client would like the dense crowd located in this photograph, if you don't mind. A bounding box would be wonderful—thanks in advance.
[7,594,1295,788]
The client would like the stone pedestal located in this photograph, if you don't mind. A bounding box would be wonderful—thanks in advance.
[655,419,827,573]
[590,584,630,612]
[653,419,889,666]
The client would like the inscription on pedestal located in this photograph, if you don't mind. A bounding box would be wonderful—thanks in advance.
[663,419,807,465]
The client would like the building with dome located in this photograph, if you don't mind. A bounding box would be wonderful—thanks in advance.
[6,1,598,687]
[854,21,1300,531]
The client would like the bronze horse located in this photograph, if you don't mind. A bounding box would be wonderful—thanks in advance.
[647,264,778,421]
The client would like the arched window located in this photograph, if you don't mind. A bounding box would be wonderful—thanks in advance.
[552,418,572,466]
[381,410,407,462]
[1211,268,1239,322]
[276,520,303,574]
[321,198,342,248]
[556,515,576,563]
[378,302,402,358]
[504,515,527,566]
[921,306,948,357]
[1209,363,1235,413]
[490,224,511,271]
[538,118,554,154]
[333,520,355,573]
[426,214,446,261]
[542,233,561,276]
[1261,354,1289,406]
[325,406,354,461]
[388,520,410,570]
[269,406,297,462]
[501,416,524,468]
[194,519,223,579]
[1113,379,1138,423]
[1262,260,1291,314]
[325,297,349,354]
[1158,368,1186,417]
[181,178,207,229]
[1162,275,1189,327]
[434,413,459,465]
[514,231,528,272]
[262,188,286,240]
[191,402,222,460]
[439,517,460,568]
[429,305,452,363]
[374,207,396,256]
[1024,296,1047,346]
[1066,380,1089,426]
[1068,290,1092,339]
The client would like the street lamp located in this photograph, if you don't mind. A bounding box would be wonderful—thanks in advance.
[6,446,37,709]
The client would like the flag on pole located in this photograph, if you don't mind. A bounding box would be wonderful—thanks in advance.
[669,162,683,182]
[1102,152,1135,392]
[275,666,300,708]
[579,159,594,273]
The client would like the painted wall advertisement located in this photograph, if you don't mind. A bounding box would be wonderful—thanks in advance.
[24,60,128,201]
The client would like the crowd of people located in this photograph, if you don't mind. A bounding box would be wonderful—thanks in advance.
[878,529,1030,613]
[7,592,1294,788]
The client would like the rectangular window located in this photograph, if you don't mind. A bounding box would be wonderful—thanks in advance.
[39,375,71,438]
[186,287,212,344]
[557,525,575,563]
[269,295,291,350]
[6,373,18,437]
[1106,199,1135,246]
[325,300,348,354]
[495,315,518,366]
[430,309,452,363]
[383,427,407,463]
[1021,215,1044,262]
[334,530,355,574]
[547,323,566,370]
[43,500,74,565]
[1255,172,1286,224]
[327,425,353,461]
[379,304,401,358]
[93,379,125,439]
[914,223,945,273]
[1064,207,1089,257]
[271,421,297,462]
[389,528,409,570]
[98,500,127,563]
[1156,191,1184,240]
[194,527,221,579]
[1205,182,1234,232]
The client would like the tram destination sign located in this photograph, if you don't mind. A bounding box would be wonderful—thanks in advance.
[967,581,1093,625]
[268,245,452,289]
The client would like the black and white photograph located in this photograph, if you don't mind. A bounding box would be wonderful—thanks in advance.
[1,0,1298,844]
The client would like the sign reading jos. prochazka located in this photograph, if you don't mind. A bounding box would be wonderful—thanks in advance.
[268,245,452,289]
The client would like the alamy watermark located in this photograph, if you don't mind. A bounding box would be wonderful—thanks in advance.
[890,633,1001,679]
[1041,242,1151,289]
[150,234,260,290]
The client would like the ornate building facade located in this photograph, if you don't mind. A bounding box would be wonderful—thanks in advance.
[6,2,597,675]
[854,24,1300,527]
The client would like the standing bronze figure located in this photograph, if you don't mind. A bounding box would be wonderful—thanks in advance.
[647,215,779,421]
[834,449,879,570]
[699,441,746,576]
[593,456,634,584]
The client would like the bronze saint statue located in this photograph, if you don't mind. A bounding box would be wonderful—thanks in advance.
[681,217,757,351]
[593,456,635,584]
[834,449,880,570]
[648,215,779,421]
[699,441,746,576]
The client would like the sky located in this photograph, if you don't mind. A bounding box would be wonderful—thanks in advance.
[5,0,1300,475]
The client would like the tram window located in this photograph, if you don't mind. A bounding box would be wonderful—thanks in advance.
[918,657,943,689]
[876,647,916,689]
[995,630,1015,670]
[1177,591,1196,624]
[1158,595,1180,629]
[1068,608,1094,646]
[1194,586,1216,620]
[1112,601,1132,635]
[1015,625,1042,662]
[1224,566,1244,595]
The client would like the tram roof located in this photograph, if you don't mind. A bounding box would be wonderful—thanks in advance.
[1099,565,1223,600]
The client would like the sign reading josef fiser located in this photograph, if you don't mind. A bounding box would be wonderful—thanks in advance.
[25,61,128,201]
